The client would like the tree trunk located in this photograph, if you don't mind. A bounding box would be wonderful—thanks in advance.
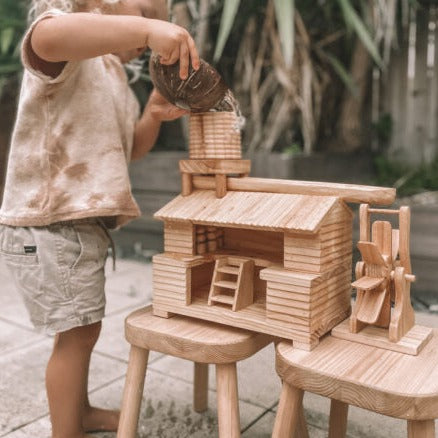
[333,39,372,152]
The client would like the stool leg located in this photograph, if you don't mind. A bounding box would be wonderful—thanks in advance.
[328,399,348,438]
[193,362,209,413]
[272,382,304,438]
[295,404,310,438]
[407,420,435,438]
[215,363,240,438]
[117,346,149,438]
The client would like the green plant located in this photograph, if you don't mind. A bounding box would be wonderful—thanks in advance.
[374,155,438,196]
[171,0,415,155]
[372,113,393,150]
[282,143,302,156]
[0,0,27,97]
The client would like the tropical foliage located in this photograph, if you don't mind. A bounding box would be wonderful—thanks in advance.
[0,0,421,155]
[0,0,27,97]
[171,0,417,154]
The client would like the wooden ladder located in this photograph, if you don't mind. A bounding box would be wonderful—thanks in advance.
[208,257,254,311]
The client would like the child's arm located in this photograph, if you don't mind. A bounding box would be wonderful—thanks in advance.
[131,89,188,161]
[31,13,199,78]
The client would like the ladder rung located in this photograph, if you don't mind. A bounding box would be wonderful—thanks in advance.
[210,294,234,305]
[214,280,238,289]
[217,266,240,275]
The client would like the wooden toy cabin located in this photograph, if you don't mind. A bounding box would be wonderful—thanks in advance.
[151,112,396,350]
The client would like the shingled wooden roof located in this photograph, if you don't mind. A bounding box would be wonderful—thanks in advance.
[154,190,343,233]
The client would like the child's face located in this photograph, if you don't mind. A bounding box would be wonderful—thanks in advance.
[112,0,167,63]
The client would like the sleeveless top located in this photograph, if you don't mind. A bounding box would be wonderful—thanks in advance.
[0,9,141,228]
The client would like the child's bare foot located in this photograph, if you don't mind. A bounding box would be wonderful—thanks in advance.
[83,406,120,433]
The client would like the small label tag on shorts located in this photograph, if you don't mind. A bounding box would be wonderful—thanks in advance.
[24,245,37,254]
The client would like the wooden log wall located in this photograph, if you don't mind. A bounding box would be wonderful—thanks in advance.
[195,226,224,255]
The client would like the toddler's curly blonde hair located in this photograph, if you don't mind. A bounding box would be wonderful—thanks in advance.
[29,0,120,21]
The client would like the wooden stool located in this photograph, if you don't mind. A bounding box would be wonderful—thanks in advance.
[272,330,438,438]
[117,305,272,438]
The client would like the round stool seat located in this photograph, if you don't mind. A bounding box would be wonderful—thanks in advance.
[276,331,438,421]
[126,305,272,364]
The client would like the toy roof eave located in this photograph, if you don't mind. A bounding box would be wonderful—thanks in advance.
[154,190,352,234]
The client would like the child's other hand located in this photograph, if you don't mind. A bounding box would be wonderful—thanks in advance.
[145,19,199,80]
[146,89,189,121]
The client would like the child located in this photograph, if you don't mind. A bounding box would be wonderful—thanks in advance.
[0,1,199,437]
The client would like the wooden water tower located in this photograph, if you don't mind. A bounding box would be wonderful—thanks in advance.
[180,111,251,198]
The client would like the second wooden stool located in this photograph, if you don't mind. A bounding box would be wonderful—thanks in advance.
[272,330,438,438]
[117,305,272,438]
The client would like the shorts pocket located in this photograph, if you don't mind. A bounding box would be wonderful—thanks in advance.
[54,224,83,270]
[56,222,109,272]
[0,226,39,265]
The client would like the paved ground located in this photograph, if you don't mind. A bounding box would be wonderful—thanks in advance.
[0,257,437,438]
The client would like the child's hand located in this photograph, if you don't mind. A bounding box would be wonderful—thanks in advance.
[144,19,200,80]
[146,89,189,122]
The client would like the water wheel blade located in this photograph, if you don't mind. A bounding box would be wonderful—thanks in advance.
[356,287,388,324]
[352,276,385,291]
[357,241,387,266]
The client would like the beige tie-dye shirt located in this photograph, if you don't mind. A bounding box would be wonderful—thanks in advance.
[0,10,141,229]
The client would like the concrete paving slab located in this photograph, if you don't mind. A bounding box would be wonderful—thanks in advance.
[90,369,267,438]
[0,339,127,437]
[0,318,45,356]
[11,368,269,438]
[301,392,408,438]
[2,416,52,438]
[104,259,153,316]
[0,339,52,436]
[105,259,152,296]
[241,410,327,438]
[148,343,281,410]
[265,388,437,437]
[95,310,164,364]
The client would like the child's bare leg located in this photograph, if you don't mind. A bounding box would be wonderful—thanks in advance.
[46,321,112,438]
[83,402,119,432]
[82,365,119,432]
[78,323,119,432]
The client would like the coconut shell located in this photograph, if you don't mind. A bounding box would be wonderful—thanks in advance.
[149,53,231,112]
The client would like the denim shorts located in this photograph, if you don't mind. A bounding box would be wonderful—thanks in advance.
[0,218,110,334]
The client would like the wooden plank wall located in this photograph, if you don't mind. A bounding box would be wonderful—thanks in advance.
[265,202,353,335]
[152,254,190,305]
[380,4,438,165]
[223,228,284,262]
[164,221,195,255]
[284,203,353,274]
[262,266,352,334]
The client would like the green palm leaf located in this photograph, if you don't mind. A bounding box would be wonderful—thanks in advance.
[273,0,295,68]
[337,0,384,68]
[1,28,14,55]
[322,51,358,96]
[213,0,241,63]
